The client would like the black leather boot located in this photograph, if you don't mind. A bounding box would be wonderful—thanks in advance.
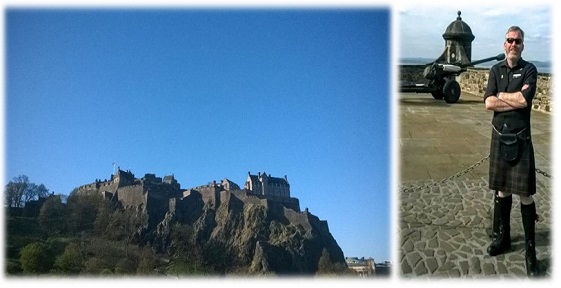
[487,194,512,256]
[521,202,538,277]
[489,190,500,239]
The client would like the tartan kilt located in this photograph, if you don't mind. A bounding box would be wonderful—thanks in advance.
[489,127,536,196]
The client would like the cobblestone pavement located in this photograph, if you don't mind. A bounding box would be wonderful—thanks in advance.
[398,92,552,279]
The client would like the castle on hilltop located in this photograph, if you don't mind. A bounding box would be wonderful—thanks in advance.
[75,168,338,252]
[77,168,300,226]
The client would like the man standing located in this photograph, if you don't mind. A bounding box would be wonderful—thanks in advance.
[483,26,538,277]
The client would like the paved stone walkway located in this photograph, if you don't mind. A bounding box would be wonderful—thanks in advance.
[398,92,552,279]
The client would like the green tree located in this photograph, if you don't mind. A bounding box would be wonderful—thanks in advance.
[19,242,54,274]
[316,248,332,274]
[94,197,115,236]
[169,223,201,263]
[82,257,110,275]
[167,223,207,275]
[38,195,66,234]
[315,248,351,276]
[54,242,83,274]
[66,190,102,232]
[137,246,157,275]
[114,258,137,275]
[202,239,238,274]
[104,207,147,257]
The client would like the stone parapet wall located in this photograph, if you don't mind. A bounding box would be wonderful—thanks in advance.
[399,65,429,86]
[458,68,553,113]
[399,65,553,113]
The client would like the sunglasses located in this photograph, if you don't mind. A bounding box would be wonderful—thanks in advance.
[506,38,523,45]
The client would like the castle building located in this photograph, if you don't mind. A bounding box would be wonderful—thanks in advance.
[221,178,240,191]
[244,171,290,198]
[163,175,180,190]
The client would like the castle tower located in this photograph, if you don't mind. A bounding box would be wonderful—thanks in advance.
[113,167,134,187]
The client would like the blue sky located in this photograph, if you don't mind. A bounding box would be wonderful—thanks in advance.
[4,8,391,261]
[398,2,552,63]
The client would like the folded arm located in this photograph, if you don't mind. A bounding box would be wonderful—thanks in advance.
[485,84,529,111]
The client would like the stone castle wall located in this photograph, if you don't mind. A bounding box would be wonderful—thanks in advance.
[283,208,312,230]
[116,184,147,209]
[399,65,553,113]
[231,190,269,207]
[193,185,222,207]
[283,208,329,233]
[78,180,118,194]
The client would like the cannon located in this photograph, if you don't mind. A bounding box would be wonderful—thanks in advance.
[400,11,505,103]
[401,53,505,103]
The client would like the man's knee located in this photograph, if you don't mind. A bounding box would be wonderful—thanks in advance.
[498,191,512,198]
[520,195,534,205]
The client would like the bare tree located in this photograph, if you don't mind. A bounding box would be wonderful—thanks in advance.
[4,175,51,209]
[24,183,50,204]
[4,175,30,208]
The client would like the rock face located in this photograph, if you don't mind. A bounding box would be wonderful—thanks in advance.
[78,170,345,274]
[150,190,345,274]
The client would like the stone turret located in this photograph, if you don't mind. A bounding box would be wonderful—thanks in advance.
[435,10,475,65]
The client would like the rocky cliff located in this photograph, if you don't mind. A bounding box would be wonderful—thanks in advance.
[146,190,345,275]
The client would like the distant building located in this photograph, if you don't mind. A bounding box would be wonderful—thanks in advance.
[345,257,375,277]
[374,261,391,276]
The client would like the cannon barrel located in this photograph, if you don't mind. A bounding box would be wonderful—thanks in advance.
[465,53,505,67]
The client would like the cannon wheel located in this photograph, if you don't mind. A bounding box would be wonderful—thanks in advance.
[443,79,461,103]
[429,79,445,99]
[431,90,444,100]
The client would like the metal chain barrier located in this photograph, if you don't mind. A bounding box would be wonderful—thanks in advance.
[400,154,552,193]
[399,155,490,193]
[535,168,552,179]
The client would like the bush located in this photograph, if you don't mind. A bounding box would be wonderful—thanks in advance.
[54,242,83,274]
[114,258,137,275]
[82,257,111,275]
[167,259,210,276]
[19,242,54,274]
[136,247,156,275]
[6,259,23,275]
